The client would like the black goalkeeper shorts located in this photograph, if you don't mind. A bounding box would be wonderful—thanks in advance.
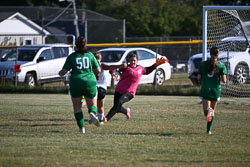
[97,87,106,100]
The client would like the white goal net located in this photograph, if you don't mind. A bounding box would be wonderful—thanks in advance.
[203,6,250,97]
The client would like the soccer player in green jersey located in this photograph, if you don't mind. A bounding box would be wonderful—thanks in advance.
[198,47,227,135]
[59,36,101,134]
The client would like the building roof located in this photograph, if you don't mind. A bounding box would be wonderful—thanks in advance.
[0,12,50,35]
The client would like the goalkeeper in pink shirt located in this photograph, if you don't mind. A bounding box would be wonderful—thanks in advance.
[106,53,166,121]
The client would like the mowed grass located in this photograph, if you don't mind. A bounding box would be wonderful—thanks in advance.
[0,94,250,167]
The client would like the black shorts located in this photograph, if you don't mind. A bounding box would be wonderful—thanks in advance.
[97,87,106,100]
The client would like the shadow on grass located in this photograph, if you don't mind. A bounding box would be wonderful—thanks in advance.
[103,132,173,137]
[18,118,72,122]
[29,124,64,127]
[145,159,250,163]
[16,119,72,127]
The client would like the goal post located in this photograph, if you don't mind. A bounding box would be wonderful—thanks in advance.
[202,6,250,97]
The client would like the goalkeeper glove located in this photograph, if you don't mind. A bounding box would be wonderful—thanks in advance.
[155,57,166,67]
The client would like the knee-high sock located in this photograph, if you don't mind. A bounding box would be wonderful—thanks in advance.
[97,112,104,121]
[74,112,84,129]
[207,116,214,132]
[88,106,97,114]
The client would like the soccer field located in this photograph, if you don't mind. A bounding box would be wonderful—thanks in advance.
[0,94,249,167]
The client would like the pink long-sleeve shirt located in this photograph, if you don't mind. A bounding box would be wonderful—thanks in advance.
[115,64,155,96]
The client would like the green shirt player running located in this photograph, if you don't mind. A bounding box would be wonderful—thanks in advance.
[59,36,101,134]
[198,47,227,135]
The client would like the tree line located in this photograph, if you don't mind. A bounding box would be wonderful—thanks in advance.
[1,0,249,37]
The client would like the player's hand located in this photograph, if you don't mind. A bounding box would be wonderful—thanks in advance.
[121,63,127,69]
[155,57,166,66]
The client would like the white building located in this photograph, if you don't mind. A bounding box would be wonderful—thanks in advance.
[0,12,50,46]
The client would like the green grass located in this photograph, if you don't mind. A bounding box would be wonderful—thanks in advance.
[164,72,193,86]
[0,94,250,167]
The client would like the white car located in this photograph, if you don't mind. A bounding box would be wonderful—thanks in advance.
[187,36,250,85]
[99,47,171,87]
[0,44,73,87]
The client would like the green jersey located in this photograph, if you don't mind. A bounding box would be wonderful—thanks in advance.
[63,51,99,98]
[198,61,227,100]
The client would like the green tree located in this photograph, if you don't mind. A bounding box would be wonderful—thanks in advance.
[81,0,212,36]
[171,0,213,36]
[210,0,250,5]
[2,0,246,37]
[150,0,181,36]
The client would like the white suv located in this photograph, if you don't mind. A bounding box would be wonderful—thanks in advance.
[0,44,73,87]
[187,36,250,85]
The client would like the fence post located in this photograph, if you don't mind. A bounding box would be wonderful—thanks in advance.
[15,47,18,86]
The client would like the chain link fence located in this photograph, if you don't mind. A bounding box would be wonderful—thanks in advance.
[0,6,125,44]
[0,6,203,88]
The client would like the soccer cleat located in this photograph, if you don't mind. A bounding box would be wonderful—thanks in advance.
[126,108,131,120]
[206,108,213,122]
[90,112,100,127]
[207,131,212,135]
[88,116,93,124]
[99,117,107,125]
[79,127,85,134]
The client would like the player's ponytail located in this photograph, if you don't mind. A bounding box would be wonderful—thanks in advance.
[207,47,219,75]
[75,36,88,53]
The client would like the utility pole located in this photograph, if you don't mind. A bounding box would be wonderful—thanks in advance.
[72,0,80,37]
[58,0,79,37]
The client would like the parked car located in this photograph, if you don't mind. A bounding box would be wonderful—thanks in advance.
[187,36,250,85]
[0,43,73,87]
[98,47,171,87]
[0,49,14,62]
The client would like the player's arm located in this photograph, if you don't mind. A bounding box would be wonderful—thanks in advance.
[92,55,101,76]
[221,65,227,84]
[221,75,227,83]
[197,63,203,86]
[59,55,71,77]
[94,67,101,75]
[101,62,127,71]
[143,57,166,75]
[197,74,202,85]
[59,69,68,76]
[93,67,101,80]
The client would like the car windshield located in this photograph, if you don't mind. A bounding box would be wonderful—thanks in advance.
[100,50,125,62]
[17,48,39,61]
[216,40,248,52]
[2,48,40,61]
[1,50,17,61]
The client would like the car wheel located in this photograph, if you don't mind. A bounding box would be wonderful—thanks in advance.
[25,73,36,87]
[110,71,121,88]
[154,69,165,86]
[113,72,121,86]
[233,64,249,84]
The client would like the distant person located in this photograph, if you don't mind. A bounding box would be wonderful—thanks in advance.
[59,36,101,134]
[197,47,227,135]
[93,52,126,124]
[106,53,166,121]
